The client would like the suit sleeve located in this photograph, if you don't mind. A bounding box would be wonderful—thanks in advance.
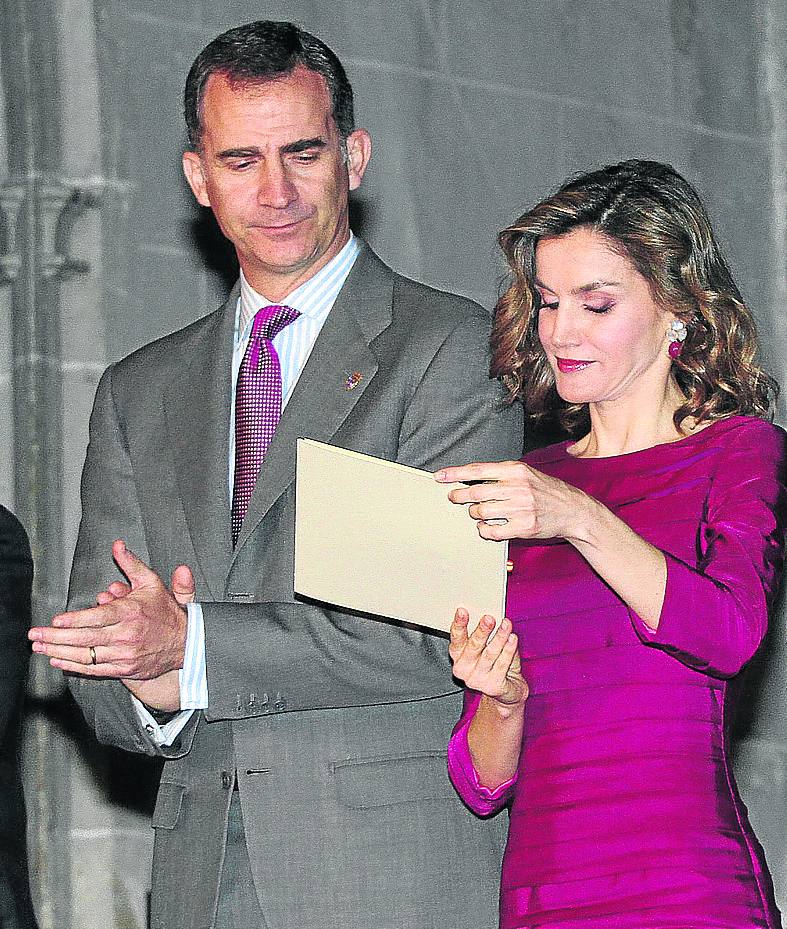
[628,421,787,678]
[66,367,194,758]
[200,309,524,722]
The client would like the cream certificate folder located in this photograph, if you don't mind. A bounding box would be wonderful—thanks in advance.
[294,439,508,633]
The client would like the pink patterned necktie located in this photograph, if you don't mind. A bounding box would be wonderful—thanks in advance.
[231,304,300,545]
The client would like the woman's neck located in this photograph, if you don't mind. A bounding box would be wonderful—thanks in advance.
[570,380,690,458]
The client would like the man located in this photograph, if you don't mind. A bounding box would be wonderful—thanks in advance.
[0,506,38,929]
[30,21,522,929]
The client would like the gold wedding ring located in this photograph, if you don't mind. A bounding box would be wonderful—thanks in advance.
[89,646,97,665]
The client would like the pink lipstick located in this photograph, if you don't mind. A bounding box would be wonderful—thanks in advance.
[556,358,593,373]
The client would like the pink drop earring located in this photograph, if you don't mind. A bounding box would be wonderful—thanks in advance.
[668,319,687,359]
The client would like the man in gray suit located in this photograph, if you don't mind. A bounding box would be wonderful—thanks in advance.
[30,21,522,929]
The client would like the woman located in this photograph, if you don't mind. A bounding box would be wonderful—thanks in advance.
[436,160,786,928]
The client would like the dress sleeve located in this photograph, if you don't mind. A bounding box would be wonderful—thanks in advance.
[447,689,517,815]
[628,421,787,678]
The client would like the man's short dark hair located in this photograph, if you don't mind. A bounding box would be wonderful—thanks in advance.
[184,20,355,150]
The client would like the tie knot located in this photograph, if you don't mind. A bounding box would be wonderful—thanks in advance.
[252,304,300,342]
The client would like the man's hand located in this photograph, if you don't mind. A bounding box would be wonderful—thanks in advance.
[91,559,197,712]
[29,540,189,681]
[124,670,182,713]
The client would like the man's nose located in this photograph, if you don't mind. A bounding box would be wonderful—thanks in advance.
[257,161,297,208]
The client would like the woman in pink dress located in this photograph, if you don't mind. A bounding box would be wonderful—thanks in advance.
[436,160,786,928]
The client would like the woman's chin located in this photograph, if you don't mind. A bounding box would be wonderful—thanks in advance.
[555,387,595,405]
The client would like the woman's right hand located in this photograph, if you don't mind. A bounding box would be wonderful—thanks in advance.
[449,608,528,707]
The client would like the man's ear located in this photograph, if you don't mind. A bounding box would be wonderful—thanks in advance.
[182,150,211,207]
[345,129,372,192]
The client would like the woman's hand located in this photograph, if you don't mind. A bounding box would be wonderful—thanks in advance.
[449,609,528,708]
[438,460,668,632]
[435,460,596,543]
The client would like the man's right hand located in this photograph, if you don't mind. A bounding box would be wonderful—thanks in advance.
[96,563,196,713]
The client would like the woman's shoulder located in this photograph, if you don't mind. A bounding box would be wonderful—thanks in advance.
[522,438,572,468]
[694,417,787,500]
[701,415,786,460]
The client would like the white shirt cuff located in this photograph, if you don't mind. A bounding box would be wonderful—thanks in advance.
[132,700,195,746]
[180,602,209,709]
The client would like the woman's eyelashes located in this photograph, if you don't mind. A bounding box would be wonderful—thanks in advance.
[537,295,615,314]
[585,300,615,314]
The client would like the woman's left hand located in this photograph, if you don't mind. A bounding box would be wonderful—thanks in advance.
[435,460,594,542]
[449,610,528,708]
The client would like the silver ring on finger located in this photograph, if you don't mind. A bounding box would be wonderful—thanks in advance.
[89,646,97,665]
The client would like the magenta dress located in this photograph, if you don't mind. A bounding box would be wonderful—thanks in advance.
[448,416,786,929]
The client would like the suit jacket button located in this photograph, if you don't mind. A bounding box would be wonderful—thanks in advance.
[221,771,232,789]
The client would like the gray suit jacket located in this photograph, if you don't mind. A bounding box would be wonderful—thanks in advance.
[67,244,523,929]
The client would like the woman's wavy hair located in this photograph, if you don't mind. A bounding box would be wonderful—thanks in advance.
[492,159,778,434]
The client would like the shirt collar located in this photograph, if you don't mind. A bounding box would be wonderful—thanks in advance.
[237,234,361,339]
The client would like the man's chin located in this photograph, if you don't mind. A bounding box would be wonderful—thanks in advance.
[245,236,318,272]
[240,242,331,294]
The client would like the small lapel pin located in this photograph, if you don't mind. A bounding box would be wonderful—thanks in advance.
[344,371,363,391]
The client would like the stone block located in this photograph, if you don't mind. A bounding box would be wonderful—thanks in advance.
[96,9,199,137]
[125,128,195,249]
[734,737,787,911]
[355,66,564,305]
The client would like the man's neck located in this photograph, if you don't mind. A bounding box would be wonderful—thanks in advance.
[240,232,354,303]
[240,236,357,303]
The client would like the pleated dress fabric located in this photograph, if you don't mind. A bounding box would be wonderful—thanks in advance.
[448,416,787,929]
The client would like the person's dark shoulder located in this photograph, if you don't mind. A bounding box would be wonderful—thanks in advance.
[0,506,33,627]
[0,506,31,564]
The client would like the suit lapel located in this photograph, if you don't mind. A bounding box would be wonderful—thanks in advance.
[232,246,394,555]
[164,286,238,598]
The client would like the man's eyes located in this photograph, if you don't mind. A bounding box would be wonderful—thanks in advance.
[290,151,320,164]
[225,153,320,170]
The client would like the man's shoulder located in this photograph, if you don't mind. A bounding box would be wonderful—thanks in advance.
[357,246,489,338]
[107,296,232,386]
[391,270,487,323]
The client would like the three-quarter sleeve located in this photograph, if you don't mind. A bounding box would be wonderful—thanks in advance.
[447,689,517,815]
[629,421,787,678]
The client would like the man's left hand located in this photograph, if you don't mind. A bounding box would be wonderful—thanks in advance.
[29,540,188,679]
